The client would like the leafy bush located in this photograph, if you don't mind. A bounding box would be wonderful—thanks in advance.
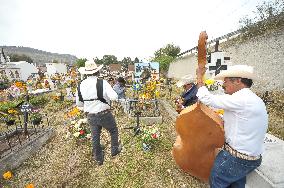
[29,95,49,107]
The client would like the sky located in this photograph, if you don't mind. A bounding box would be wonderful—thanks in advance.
[0,0,265,61]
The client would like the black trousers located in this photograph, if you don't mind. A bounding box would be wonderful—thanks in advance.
[87,111,119,161]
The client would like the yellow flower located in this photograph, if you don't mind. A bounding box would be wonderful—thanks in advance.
[3,171,13,180]
[216,109,224,115]
[26,183,35,188]
[155,90,160,98]
[205,79,215,86]
[8,109,17,114]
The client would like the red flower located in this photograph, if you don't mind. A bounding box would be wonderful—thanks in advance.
[79,130,85,135]
[152,133,157,139]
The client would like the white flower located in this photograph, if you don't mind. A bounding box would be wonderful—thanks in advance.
[81,118,88,124]
[78,118,88,125]
[73,132,80,137]
[71,120,76,125]
[74,123,81,130]
[86,133,92,139]
[65,132,71,139]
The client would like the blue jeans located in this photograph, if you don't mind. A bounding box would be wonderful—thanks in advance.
[210,150,262,188]
[87,111,119,161]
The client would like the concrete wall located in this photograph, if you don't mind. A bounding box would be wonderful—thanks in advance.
[169,27,284,92]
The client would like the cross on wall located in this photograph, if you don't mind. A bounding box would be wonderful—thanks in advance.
[209,59,227,75]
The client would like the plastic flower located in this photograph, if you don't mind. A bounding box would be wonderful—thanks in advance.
[3,171,13,180]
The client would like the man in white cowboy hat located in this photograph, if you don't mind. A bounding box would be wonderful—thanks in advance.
[196,65,268,188]
[76,60,121,165]
[175,75,198,113]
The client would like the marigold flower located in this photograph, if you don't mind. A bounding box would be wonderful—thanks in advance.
[26,183,35,188]
[3,171,13,180]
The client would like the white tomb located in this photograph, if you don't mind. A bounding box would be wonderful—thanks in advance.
[0,61,38,81]
[45,63,67,76]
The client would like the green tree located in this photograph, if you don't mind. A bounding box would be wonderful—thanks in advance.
[133,57,140,64]
[93,57,103,65]
[9,53,34,63]
[102,55,118,65]
[76,58,87,68]
[121,57,132,71]
[151,43,180,73]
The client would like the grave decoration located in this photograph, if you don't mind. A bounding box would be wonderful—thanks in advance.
[141,125,160,151]
[66,118,91,141]
[128,80,160,117]
[204,78,222,92]
[64,107,91,142]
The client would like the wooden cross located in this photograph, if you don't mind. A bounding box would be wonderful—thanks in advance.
[209,59,227,75]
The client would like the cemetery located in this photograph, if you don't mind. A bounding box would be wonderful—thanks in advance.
[0,7,283,188]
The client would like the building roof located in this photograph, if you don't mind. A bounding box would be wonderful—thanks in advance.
[109,64,121,72]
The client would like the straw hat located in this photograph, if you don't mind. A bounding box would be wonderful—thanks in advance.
[214,65,257,81]
[176,75,195,88]
[78,60,103,75]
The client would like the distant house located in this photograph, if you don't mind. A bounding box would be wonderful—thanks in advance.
[0,61,38,81]
[109,64,121,73]
[45,63,67,75]
[128,64,134,72]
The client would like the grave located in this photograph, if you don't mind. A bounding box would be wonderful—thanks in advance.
[0,127,55,175]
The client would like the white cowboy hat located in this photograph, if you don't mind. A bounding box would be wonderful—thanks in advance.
[214,65,257,81]
[176,75,195,88]
[78,60,103,75]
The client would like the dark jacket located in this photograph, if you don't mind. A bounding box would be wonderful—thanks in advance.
[181,84,198,107]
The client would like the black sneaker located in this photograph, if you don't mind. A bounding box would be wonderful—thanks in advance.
[111,144,122,157]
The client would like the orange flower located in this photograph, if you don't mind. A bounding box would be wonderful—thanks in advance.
[3,171,13,180]
[26,183,35,188]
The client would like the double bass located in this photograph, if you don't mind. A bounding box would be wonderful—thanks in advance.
[172,31,225,182]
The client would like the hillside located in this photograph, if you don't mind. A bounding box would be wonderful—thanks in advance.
[0,46,78,65]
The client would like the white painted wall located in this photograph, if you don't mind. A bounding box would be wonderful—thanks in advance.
[46,63,67,75]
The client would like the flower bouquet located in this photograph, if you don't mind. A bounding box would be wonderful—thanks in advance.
[205,79,222,92]
[141,126,160,151]
[66,118,91,142]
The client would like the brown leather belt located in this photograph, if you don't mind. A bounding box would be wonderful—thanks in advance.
[224,143,261,161]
